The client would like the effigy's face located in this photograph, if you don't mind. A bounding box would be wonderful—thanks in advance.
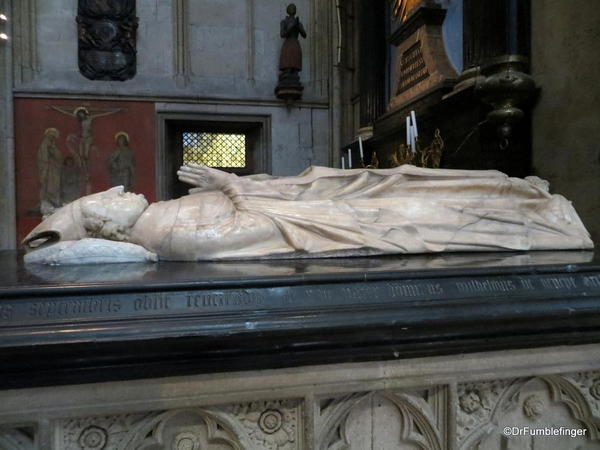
[81,187,148,229]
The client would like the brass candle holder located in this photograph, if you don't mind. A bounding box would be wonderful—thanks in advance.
[390,129,444,169]
[358,151,380,169]
[345,130,442,170]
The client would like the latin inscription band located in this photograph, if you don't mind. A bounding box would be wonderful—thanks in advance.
[0,273,598,327]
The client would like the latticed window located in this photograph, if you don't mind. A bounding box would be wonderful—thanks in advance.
[182,132,246,168]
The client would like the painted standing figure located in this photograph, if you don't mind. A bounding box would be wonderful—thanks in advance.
[107,132,136,192]
[37,128,63,215]
[60,156,82,205]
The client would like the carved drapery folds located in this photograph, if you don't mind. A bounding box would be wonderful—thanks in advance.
[77,0,138,81]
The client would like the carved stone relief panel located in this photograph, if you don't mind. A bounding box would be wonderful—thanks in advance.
[56,400,303,450]
[60,413,158,450]
[565,372,600,419]
[457,373,600,450]
[316,388,445,450]
[0,427,35,450]
[4,367,600,449]
[224,400,302,450]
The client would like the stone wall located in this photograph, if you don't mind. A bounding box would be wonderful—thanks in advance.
[0,0,15,249]
[531,0,600,245]
[17,0,331,104]
[2,0,336,248]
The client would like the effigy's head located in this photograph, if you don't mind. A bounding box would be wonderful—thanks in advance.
[287,3,297,15]
[23,187,148,252]
[80,186,148,241]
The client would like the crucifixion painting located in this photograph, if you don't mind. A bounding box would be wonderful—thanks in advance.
[50,105,123,195]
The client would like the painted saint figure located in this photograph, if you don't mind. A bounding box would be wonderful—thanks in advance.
[107,132,135,192]
[24,164,593,264]
[37,128,63,215]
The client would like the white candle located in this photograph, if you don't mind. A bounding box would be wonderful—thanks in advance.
[410,128,416,154]
[348,148,352,168]
[410,110,418,137]
[406,116,411,147]
[341,156,345,169]
[358,136,364,159]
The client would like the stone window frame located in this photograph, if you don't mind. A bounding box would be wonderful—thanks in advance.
[156,112,271,200]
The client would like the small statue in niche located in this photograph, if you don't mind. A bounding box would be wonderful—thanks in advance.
[107,132,136,192]
[275,3,307,105]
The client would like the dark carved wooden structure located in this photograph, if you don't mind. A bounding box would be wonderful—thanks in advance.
[463,0,531,70]
[347,0,534,179]
[358,0,387,129]
[77,0,138,81]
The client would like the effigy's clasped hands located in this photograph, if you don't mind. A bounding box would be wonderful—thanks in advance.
[177,163,235,192]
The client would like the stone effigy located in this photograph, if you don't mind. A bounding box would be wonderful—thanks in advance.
[23,164,593,264]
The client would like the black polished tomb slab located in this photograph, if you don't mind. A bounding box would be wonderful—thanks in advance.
[0,250,599,388]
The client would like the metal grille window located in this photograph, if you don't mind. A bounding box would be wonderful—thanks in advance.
[182,132,246,168]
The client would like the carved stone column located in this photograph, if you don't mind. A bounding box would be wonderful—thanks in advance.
[172,0,189,87]
[462,0,536,143]
[0,0,15,249]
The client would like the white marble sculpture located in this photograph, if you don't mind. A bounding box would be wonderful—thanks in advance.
[23,165,593,263]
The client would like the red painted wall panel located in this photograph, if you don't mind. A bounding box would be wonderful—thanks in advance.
[15,98,156,245]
